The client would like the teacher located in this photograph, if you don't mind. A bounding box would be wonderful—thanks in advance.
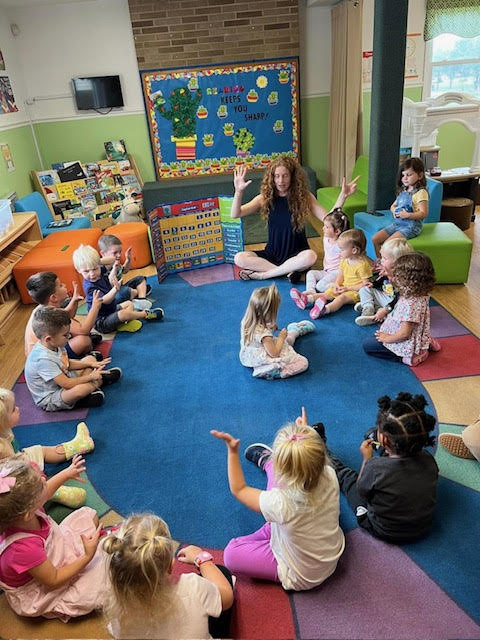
[231,156,359,282]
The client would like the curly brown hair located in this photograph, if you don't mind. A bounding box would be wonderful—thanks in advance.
[391,252,435,297]
[260,156,311,231]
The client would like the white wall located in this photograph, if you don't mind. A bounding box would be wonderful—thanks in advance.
[0,6,29,130]
[5,0,144,123]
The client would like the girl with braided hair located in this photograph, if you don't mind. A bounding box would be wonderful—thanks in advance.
[103,513,234,639]
[323,392,438,544]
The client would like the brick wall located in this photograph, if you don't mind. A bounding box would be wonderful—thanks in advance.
[128,0,299,70]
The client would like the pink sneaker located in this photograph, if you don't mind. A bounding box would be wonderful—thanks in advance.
[290,288,308,310]
[310,296,327,319]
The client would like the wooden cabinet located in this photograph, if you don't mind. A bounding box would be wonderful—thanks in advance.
[0,213,41,342]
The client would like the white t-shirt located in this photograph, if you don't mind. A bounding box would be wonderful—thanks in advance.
[259,465,345,591]
[108,573,222,639]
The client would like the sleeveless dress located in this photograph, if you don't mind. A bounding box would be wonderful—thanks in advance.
[0,507,108,622]
[255,196,309,265]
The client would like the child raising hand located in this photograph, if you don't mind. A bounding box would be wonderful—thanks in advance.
[211,407,344,591]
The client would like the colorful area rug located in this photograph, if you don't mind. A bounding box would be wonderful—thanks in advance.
[8,265,480,639]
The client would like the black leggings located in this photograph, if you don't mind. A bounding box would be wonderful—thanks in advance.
[208,564,234,639]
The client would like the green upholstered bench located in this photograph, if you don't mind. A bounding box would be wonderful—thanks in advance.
[316,155,369,227]
[408,222,472,284]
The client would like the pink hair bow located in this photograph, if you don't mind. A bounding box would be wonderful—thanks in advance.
[0,467,16,494]
[287,433,307,442]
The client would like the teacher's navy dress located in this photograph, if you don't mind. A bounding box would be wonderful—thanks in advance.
[255,196,309,265]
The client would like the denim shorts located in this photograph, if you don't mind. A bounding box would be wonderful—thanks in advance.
[383,219,422,240]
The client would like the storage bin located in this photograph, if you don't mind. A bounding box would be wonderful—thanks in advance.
[0,199,13,236]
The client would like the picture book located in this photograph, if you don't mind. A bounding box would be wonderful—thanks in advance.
[85,176,99,191]
[37,170,60,187]
[47,218,73,228]
[104,139,127,161]
[43,185,58,202]
[118,159,132,172]
[56,182,76,200]
[98,161,118,173]
[84,162,100,177]
[95,170,115,190]
[52,199,74,217]
[58,162,85,182]
[73,185,89,198]
[80,193,97,212]
[121,173,140,188]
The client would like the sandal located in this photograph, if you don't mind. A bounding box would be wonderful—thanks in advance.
[239,269,256,281]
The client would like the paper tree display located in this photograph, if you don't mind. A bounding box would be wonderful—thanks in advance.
[148,196,243,282]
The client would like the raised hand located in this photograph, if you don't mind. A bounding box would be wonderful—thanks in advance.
[295,406,308,427]
[233,166,252,193]
[211,430,240,453]
[341,175,360,198]
[91,289,103,308]
[72,281,84,303]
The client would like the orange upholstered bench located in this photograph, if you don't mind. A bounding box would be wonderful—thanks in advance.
[13,228,102,304]
[103,222,152,268]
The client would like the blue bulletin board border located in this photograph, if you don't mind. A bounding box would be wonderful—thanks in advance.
[140,57,300,180]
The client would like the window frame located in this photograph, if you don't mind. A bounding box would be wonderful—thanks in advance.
[423,35,480,101]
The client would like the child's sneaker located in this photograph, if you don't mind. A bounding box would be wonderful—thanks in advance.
[244,443,273,470]
[118,319,142,332]
[355,314,376,326]
[90,350,104,361]
[145,307,164,322]
[75,390,105,408]
[354,302,363,313]
[289,288,308,310]
[101,367,122,386]
[90,332,103,346]
[146,284,152,296]
[310,296,327,319]
[133,298,152,311]
[61,422,94,460]
[287,320,315,337]
[51,486,87,508]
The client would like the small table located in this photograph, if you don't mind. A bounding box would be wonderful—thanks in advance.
[431,167,480,222]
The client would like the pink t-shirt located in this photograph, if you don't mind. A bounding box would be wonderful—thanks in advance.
[323,237,342,273]
[0,511,49,587]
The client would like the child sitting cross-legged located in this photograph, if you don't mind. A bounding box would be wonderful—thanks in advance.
[73,244,163,334]
[240,283,315,379]
[0,456,107,621]
[103,514,234,640]
[98,234,152,311]
[211,407,345,591]
[0,387,94,508]
[25,271,103,362]
[321,392,439,544]
[362,252,441,366]
[354,237,414,326]
[25,306,121,410]
[297,229,372,320]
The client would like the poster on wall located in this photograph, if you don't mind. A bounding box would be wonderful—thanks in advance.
[141,58,299,180]
[0,76,18,114]
[0,143,15,172]
[362,34,423,87]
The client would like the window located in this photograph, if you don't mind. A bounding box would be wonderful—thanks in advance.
[426,33,480,98]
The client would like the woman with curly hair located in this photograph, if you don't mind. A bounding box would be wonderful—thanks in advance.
[318,392,438,544]
[363,252,441,366]
[231,156,359,282]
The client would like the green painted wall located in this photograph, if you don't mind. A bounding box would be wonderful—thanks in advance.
[300,95,330,186]
[436,122,475,170]
[33,114,156,182]
[0,125,41,199]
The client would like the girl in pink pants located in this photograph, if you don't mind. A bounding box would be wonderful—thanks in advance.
[211,409,345,591]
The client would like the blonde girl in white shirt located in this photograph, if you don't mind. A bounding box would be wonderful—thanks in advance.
[211,408,345,591]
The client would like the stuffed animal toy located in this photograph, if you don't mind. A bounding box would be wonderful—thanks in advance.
[113,197,144,224]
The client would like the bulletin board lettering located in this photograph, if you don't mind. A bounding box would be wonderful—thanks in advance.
[140,58,299,180]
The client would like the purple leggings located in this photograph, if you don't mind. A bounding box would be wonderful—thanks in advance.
[223,460,280,583]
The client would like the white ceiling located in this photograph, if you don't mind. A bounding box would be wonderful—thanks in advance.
[0,0,94,7]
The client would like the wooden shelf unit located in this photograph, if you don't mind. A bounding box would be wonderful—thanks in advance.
[0,213,41,343]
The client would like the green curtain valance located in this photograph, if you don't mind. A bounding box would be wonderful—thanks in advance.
[424,0,480,41]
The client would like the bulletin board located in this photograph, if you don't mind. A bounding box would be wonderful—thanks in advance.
[141,58,299,180]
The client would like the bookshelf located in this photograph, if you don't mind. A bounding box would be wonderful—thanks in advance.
[31,154,143,230]
[0,213,41,343]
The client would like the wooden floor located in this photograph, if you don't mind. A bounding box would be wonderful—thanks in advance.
[0,214,478,390]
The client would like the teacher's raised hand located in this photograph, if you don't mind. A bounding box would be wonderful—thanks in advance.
[233,166,252,193]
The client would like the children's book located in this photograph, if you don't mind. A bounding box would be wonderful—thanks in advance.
[121,173,140,188]
[84,162,100,177]
[118,159,132,172]
[80,193,97,212]
[37,170,60,186]
[73,186,89,198]
[113,173,125,187]
[47,218,73,228]
[56,183,76,200]
[98,161,118,173]
[85,176,99,191]
[52,199,74,218]
[58,162,85,182]
[43,185,58,202]
[104,139,127,161]
[95,170,115,190]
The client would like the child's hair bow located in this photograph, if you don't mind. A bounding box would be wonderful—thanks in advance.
[0,467,16,494]
[287,433,307,442]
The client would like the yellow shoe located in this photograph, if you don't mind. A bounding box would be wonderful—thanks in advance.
[51,486,87,508]
[117,319,142,332]
[61,422,94,460]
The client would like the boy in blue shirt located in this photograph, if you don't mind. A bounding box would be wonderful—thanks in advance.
[73,244,163,334]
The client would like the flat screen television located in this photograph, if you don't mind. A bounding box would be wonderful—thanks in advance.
[72,75,124,110]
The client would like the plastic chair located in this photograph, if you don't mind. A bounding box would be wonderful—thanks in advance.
[14,192,91,237]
